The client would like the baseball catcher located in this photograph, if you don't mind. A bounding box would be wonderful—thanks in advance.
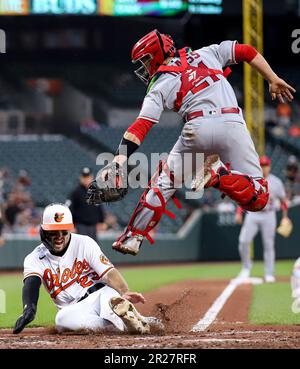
[13,203,163,334]
[87,29,295,256]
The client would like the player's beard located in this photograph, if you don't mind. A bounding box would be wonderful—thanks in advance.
[49,231,71,253]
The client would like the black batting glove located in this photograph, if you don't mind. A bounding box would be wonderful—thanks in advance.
[13,303,36,334]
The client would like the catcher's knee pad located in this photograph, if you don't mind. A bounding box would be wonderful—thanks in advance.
[116,160,182,244]
[218,174,269,212]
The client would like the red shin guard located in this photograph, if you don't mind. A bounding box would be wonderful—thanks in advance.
[217,174,269,212]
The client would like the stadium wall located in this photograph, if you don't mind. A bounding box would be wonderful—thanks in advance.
[1,206,299,269]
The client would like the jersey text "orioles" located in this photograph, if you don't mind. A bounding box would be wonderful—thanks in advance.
[43,258,101,298]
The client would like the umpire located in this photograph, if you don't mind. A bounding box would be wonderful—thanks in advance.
[67,167,105,241]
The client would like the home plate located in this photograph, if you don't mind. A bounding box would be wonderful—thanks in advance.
[232,277,263,285]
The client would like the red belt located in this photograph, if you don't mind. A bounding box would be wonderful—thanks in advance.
[185,107,240,122]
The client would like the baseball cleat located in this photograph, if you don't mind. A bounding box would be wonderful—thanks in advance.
[264,275,276,283]
[112,234,143,256]
[191,154,226,192]
[109,297,150,334]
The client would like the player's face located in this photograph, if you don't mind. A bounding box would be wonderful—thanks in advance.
[47,230,71,252]
[261,164,271,178]
[80,174,94,188]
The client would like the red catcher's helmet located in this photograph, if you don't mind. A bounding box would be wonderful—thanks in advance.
[131,29,176,84]
[259,155,271,166]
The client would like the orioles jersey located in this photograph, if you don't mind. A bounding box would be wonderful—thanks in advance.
[138,40,240,123]
[23,233,114,309]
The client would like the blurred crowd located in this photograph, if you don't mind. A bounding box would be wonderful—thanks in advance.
[284,155,300,202]
[0,167,121,245]
[266,102,300,138]
[0,169,40,241]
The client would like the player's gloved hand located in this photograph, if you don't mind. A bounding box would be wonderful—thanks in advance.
[269,76,296,103]
[13,303,36,334]
[86,162,128,205]
[277,216,293,238]
[122,291,146,304]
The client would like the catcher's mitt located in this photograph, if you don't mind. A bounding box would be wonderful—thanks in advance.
[277,217,293,238]
[86,162,128,205]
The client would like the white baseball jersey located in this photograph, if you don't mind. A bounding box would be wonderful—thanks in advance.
[239,173,287,276]
[262,173,286,211]
[138,40,239,123]
[23,233,114,309]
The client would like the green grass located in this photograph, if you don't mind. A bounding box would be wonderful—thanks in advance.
[0,260,297,328]
[0,275,57,329]
[250,282,300,325]
[121,259,295,291]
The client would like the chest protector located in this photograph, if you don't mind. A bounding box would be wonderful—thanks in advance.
[156,48,231,111]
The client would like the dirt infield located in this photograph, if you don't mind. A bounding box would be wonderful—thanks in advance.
[1,279,300,349]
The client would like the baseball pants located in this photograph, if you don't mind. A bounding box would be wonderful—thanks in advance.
[55,286,125,333]
[238,211,277,276]
[133,113,263,231]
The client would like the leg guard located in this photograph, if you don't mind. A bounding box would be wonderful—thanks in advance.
[115,161,182,245]
[217,174,269,212]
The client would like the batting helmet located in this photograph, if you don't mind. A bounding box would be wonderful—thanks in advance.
[259,155,271,166]
[131,29,176,84]
[41,203,74,231]
[40,203,74,252]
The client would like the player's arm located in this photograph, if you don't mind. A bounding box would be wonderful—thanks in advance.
[278,180,290,219]
[112,85,164,166]
[112,118,155,166]
[280,199,289,219]
[234,43,296,102]
[235,206,244,225]
[13,276,41,334]
[102,268,145,304]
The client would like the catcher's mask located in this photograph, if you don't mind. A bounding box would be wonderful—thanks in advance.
[131,29,176,84]
[40,203,74,252]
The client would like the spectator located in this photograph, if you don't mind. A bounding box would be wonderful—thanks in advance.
[285,155,300,201]
[4,193,22,228]
[0,207,5,247]
[0,168,9,202]
[97,212,120,232]
[67,167,106,241]
[277,102,292,127]
[14,208,33,234]
[16,169,32,187]
[288,123,300,137]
